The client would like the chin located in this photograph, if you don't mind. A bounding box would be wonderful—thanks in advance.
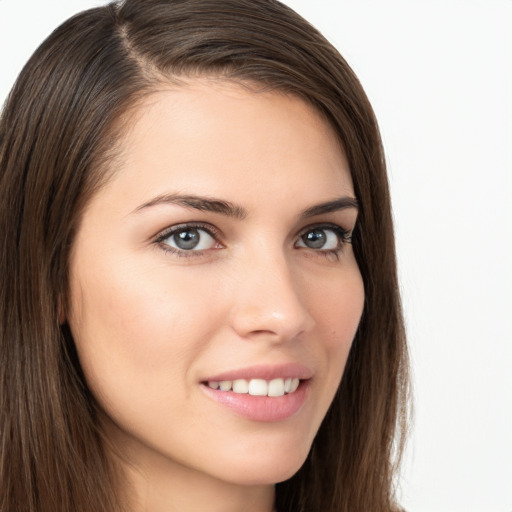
[213,439,311,486]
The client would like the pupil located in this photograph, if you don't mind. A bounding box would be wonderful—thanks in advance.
[304,229,326,249]
[174,229,200,250]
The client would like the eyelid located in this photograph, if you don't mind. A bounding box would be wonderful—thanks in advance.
[153,222,224,256]
[294,223,353,262]
[154,222,219,241]
[295,222,352,244]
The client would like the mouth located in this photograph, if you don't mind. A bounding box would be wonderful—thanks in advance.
[199,365,312,422]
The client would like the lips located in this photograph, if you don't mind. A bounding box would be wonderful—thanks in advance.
[200,364,312,422]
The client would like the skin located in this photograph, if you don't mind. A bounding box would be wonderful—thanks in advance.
[67,80,365,512]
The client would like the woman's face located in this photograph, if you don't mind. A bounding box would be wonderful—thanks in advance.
[67,81,364,490]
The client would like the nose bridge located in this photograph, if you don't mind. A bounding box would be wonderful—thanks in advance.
[229,244,314,341]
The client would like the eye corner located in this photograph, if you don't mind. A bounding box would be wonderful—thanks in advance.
[153,222,224,258]
[294,223,352,257]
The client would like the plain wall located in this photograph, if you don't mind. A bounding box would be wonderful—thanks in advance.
[1,1,511,511]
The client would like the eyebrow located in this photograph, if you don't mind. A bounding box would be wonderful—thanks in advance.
[300,197,359,218]
[133,193,358,219]
[134,194,247,219]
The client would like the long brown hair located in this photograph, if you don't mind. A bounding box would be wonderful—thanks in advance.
[0,1,410,511]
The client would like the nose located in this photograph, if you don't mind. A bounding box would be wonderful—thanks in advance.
[229,251,315,343]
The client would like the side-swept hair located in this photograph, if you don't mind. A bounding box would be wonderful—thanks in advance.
[0,1,409,510]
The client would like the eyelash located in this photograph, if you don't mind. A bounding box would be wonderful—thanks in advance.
[153,222,353,260]
[297,223,353,261]
[154,222,221,258]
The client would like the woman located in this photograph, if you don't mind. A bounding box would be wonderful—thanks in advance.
[0,0,410,511]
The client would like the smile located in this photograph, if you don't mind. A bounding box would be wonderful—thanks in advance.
[207,378,301,397]
[201,377,309,422]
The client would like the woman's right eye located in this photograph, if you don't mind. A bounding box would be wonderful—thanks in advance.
[156,224,221,255]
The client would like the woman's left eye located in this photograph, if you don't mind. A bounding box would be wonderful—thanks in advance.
[157,225,220,253]
[295,225,351,252]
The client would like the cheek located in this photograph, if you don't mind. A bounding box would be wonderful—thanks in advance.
[67,256,221,411]
[306,267,364,393]
[310,266,364,347]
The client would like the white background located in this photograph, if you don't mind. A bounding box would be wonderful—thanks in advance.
[1,1,510,511]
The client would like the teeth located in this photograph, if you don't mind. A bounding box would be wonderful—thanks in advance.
[289,378,300,393]
[207,377,300,396]
[232,379,249,393]
[268,378,285,397]
[249,379,267,396]
[219,380,232,391]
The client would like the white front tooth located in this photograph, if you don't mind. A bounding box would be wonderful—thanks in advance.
[248,379,268,396]
[208,381,220,390]
[284,378,292,393]
[268,378,285,397]
[219,380,232,391]
[232,379,249,394]
[289,378,300,393]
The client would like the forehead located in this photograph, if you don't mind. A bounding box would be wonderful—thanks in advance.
[97,80,354,211]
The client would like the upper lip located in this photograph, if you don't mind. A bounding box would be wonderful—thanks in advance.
[201,363,314,383]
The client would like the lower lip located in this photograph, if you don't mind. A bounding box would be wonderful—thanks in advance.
[201,381,309,422]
